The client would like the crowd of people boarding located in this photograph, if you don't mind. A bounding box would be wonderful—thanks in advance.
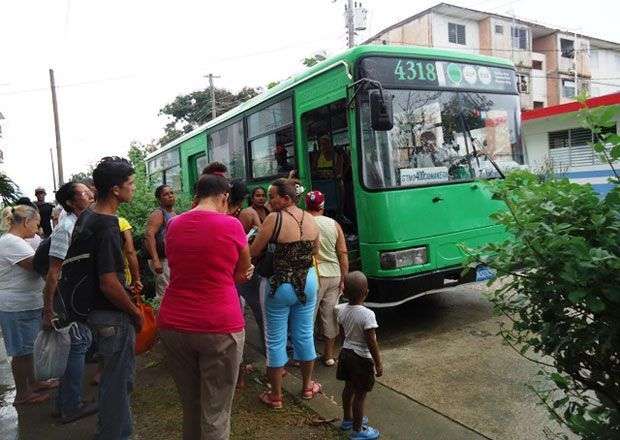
[0,156,383,440]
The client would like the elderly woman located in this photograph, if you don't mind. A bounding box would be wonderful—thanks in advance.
[157,174,253,440]
[0,205,49,405]
[250,178,321,409]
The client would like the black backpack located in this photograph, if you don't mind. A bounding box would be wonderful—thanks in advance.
[32,236,52,277]
[56,213,99,322]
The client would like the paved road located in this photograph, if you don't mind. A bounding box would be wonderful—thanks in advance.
[371,282,573,440]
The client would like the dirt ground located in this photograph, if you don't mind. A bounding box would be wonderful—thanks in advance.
[132,345,343,440]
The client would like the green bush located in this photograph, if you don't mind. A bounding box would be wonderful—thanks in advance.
[465,104,620,438]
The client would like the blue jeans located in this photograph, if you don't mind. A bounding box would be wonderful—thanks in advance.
[237,271,265,355]
[88,310,135,440]
[260,268,318,368]
[56,321,92,415]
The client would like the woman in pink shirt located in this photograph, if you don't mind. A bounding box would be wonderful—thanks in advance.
[158,174,253,440]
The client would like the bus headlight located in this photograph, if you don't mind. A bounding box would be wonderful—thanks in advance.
[380,247,427,269]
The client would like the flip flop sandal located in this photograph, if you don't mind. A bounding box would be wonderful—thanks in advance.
[13,392,50,406]
[34,379,59,391]
[258,391,283,409]
[302,381,322,399]
[323,358,336,367]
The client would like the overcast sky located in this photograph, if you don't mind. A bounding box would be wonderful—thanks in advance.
[1,0,618,199]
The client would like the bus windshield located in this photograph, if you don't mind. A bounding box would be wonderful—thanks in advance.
[358,60,524,189]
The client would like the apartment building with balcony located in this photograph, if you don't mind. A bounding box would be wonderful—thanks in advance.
[364,3,620,111]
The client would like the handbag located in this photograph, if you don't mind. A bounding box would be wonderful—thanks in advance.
[256,212,283,278]
[134,293,157,355]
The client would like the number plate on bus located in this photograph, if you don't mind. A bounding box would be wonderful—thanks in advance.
[475,265,496,282]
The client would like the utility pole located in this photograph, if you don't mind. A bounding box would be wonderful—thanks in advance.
[204,73,221,119]
[49,148,57,192]
[346,0,355,48]
[573,31,579,98]
[49,68,64,185]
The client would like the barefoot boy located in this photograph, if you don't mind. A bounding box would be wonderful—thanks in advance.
[336,271,383,439]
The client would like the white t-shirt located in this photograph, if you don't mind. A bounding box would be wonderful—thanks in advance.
[49,212,77,260]
[335,303,379,358]
[25,234,42,251]
[0,233,45,312]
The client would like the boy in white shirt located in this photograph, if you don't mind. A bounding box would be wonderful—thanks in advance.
[335,271,383,440]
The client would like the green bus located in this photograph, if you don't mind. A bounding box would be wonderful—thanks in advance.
[145,44,524,307]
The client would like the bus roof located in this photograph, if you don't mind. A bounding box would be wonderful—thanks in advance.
[146,44,514,161]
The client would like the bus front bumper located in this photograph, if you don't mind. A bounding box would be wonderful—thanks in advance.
[365,266,477,308]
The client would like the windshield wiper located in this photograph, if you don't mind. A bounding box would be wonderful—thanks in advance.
[456,110,505,179]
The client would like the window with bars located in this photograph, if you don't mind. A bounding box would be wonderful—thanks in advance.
[561,39,575,59]
[562,79,576,98]
[548,126,618,167]
[511,27,528,50]
[517,74,530,93]
[448,23,466,45]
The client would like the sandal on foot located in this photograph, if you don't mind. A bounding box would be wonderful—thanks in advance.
[340,416,369,431]
[302,381,322,399]
[323,358,336,367]
[13,392,49,406]
[259,391,283,409]
[60,402,99,424]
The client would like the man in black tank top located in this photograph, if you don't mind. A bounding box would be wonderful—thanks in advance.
[144,185,176,298]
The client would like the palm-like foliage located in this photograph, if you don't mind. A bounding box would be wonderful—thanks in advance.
[0,172,21,206]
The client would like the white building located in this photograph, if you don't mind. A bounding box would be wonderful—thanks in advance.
[364,3,620,111]
[523,92,620,196]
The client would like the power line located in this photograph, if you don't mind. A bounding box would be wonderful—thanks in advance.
[0,74,136,96]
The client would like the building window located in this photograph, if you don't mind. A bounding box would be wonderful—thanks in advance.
[517,74,530,93]
[532,60,543,70]
[208,120,246,179]
[247,98,295,179]
[562,79,576,98]
[533,101,544,109]
[561,38,574,58]
[495,25,503,34]
[548,126,618,168]
[511,27,528,50]
[448,23,466,45]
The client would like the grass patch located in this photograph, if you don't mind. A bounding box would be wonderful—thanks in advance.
[132,345,342,440]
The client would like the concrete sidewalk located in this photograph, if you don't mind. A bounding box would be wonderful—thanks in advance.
[0,337,98,440]
[245,320,489,440]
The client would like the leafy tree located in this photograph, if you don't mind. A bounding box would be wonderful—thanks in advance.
[70,167,94,183]
[0,172,21,206]
[465,102,620,439]
[266,80,281,89]
[302,50,328,68]
[158,86,260,146]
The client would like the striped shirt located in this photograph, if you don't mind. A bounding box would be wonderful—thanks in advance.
[49,212,77,260]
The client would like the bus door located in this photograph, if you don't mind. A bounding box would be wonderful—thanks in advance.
[301,99,356,233]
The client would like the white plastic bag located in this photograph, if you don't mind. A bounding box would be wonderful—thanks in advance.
[33,325,72,381]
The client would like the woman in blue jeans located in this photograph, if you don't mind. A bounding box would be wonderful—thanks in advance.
[250,178,321,409]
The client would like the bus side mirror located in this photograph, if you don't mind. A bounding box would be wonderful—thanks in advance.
[370,91,394,131]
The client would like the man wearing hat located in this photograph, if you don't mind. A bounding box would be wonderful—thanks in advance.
[306,190,349,366]
[34,187,54,238]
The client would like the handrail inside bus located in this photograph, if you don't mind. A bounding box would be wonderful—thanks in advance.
[145,60,353,162]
